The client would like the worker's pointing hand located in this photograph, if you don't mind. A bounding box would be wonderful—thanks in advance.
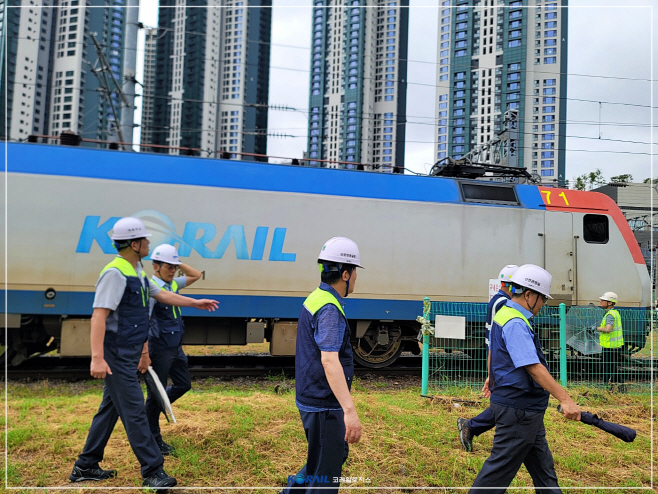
[195,299,219,311]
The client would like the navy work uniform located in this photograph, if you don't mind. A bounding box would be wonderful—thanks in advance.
[465,289,510,437]
[470,300,561,494]
[283,282,353,494]
[145,275,192,445]
[74,257,165,478]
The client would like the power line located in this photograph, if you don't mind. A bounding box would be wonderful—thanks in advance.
[139,20,654,83]
[139,120,654,156]
[9,78,653,149]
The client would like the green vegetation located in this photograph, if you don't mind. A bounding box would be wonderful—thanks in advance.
[1,378,653,492]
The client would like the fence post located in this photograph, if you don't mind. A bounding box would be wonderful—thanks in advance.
[422,333,429,395]
[421,296,431,396]
[559,302,567,386]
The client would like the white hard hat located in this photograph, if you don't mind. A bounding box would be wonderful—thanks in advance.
[499,264,519,281]
[510,264,552,299]
[151,244,181,265]
[599,291,618,304]
[318,237,363,268]
[111,217,152,240]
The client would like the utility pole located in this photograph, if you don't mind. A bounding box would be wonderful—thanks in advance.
[89,34,130,149]
[120,0,139,149]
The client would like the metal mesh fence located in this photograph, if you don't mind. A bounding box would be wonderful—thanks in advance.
[423,300,654,396]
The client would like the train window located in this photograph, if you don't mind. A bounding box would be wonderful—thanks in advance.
[460,182,519,205]
[583,214,609,244]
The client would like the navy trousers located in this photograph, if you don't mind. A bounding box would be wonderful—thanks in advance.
[602,347,625,386]
[468,406,495,436]
[145,342,192,444]
[470,403,561,494]
[75,342,164,477]
[283,409,349,494]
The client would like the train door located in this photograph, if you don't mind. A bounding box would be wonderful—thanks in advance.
[544,211,574,304]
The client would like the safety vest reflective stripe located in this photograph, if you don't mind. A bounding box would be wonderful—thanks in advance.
[171,280,181,318]
[493,305,532,330]
[101,257,148,307]
[152,276,181,319]
[600,309,624,348]
[303,288,345,317]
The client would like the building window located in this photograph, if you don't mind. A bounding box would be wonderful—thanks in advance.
[544,57,557,64]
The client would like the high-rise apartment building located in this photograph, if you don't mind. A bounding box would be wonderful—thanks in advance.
[1,0,55,140]
[435,0,568,185]
[1,0,128,145]
[306,0,409,172]
[140,27,158,148]
[146,0,271,159]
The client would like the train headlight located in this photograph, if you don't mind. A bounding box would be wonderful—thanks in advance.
[45,288,57,300]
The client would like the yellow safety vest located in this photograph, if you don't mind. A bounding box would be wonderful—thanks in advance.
[303,288,345,317]
[100,256,149,308]
[493,305,532,329]
[600,309,623,348]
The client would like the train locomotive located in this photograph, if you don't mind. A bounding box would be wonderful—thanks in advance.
[1,142,651,368]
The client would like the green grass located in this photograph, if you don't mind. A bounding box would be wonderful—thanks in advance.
[2,377,654,492]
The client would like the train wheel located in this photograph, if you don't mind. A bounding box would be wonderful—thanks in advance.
[352,324,403,368]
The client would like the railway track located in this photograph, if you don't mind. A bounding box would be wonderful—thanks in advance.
[4,355,423,381]
[5,354,655,382]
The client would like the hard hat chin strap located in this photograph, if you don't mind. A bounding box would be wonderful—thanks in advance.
[133,239,143,262]
[528,291,540,313]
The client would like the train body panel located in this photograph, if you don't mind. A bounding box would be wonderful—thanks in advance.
[1,143,651,365]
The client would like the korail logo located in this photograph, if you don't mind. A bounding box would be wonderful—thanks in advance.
[76,210,296,262]
[134,209,183,248]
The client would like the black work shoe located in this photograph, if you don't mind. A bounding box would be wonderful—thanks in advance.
[69,465,117,482]
[457,417,473,452]
[142,469,177,488]
[158,440,175,456]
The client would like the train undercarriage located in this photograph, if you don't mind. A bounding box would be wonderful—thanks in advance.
[2,310,648,370]
[2,315,422,369]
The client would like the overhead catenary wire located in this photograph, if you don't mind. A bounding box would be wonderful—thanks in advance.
[14,75,650,154]
[139,20,655,83]
[14,73,639,134]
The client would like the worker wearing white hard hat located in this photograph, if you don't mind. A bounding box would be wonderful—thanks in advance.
[71,218,218,489]
[145,244,203,455]
[597,291,625,390]
[284,237,363,494]
[471,264,581,493]
[458,264,519,452]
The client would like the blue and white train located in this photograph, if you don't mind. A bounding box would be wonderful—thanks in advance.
[1,142,651,367]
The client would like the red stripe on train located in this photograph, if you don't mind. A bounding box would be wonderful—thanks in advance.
[537,187,644,265]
